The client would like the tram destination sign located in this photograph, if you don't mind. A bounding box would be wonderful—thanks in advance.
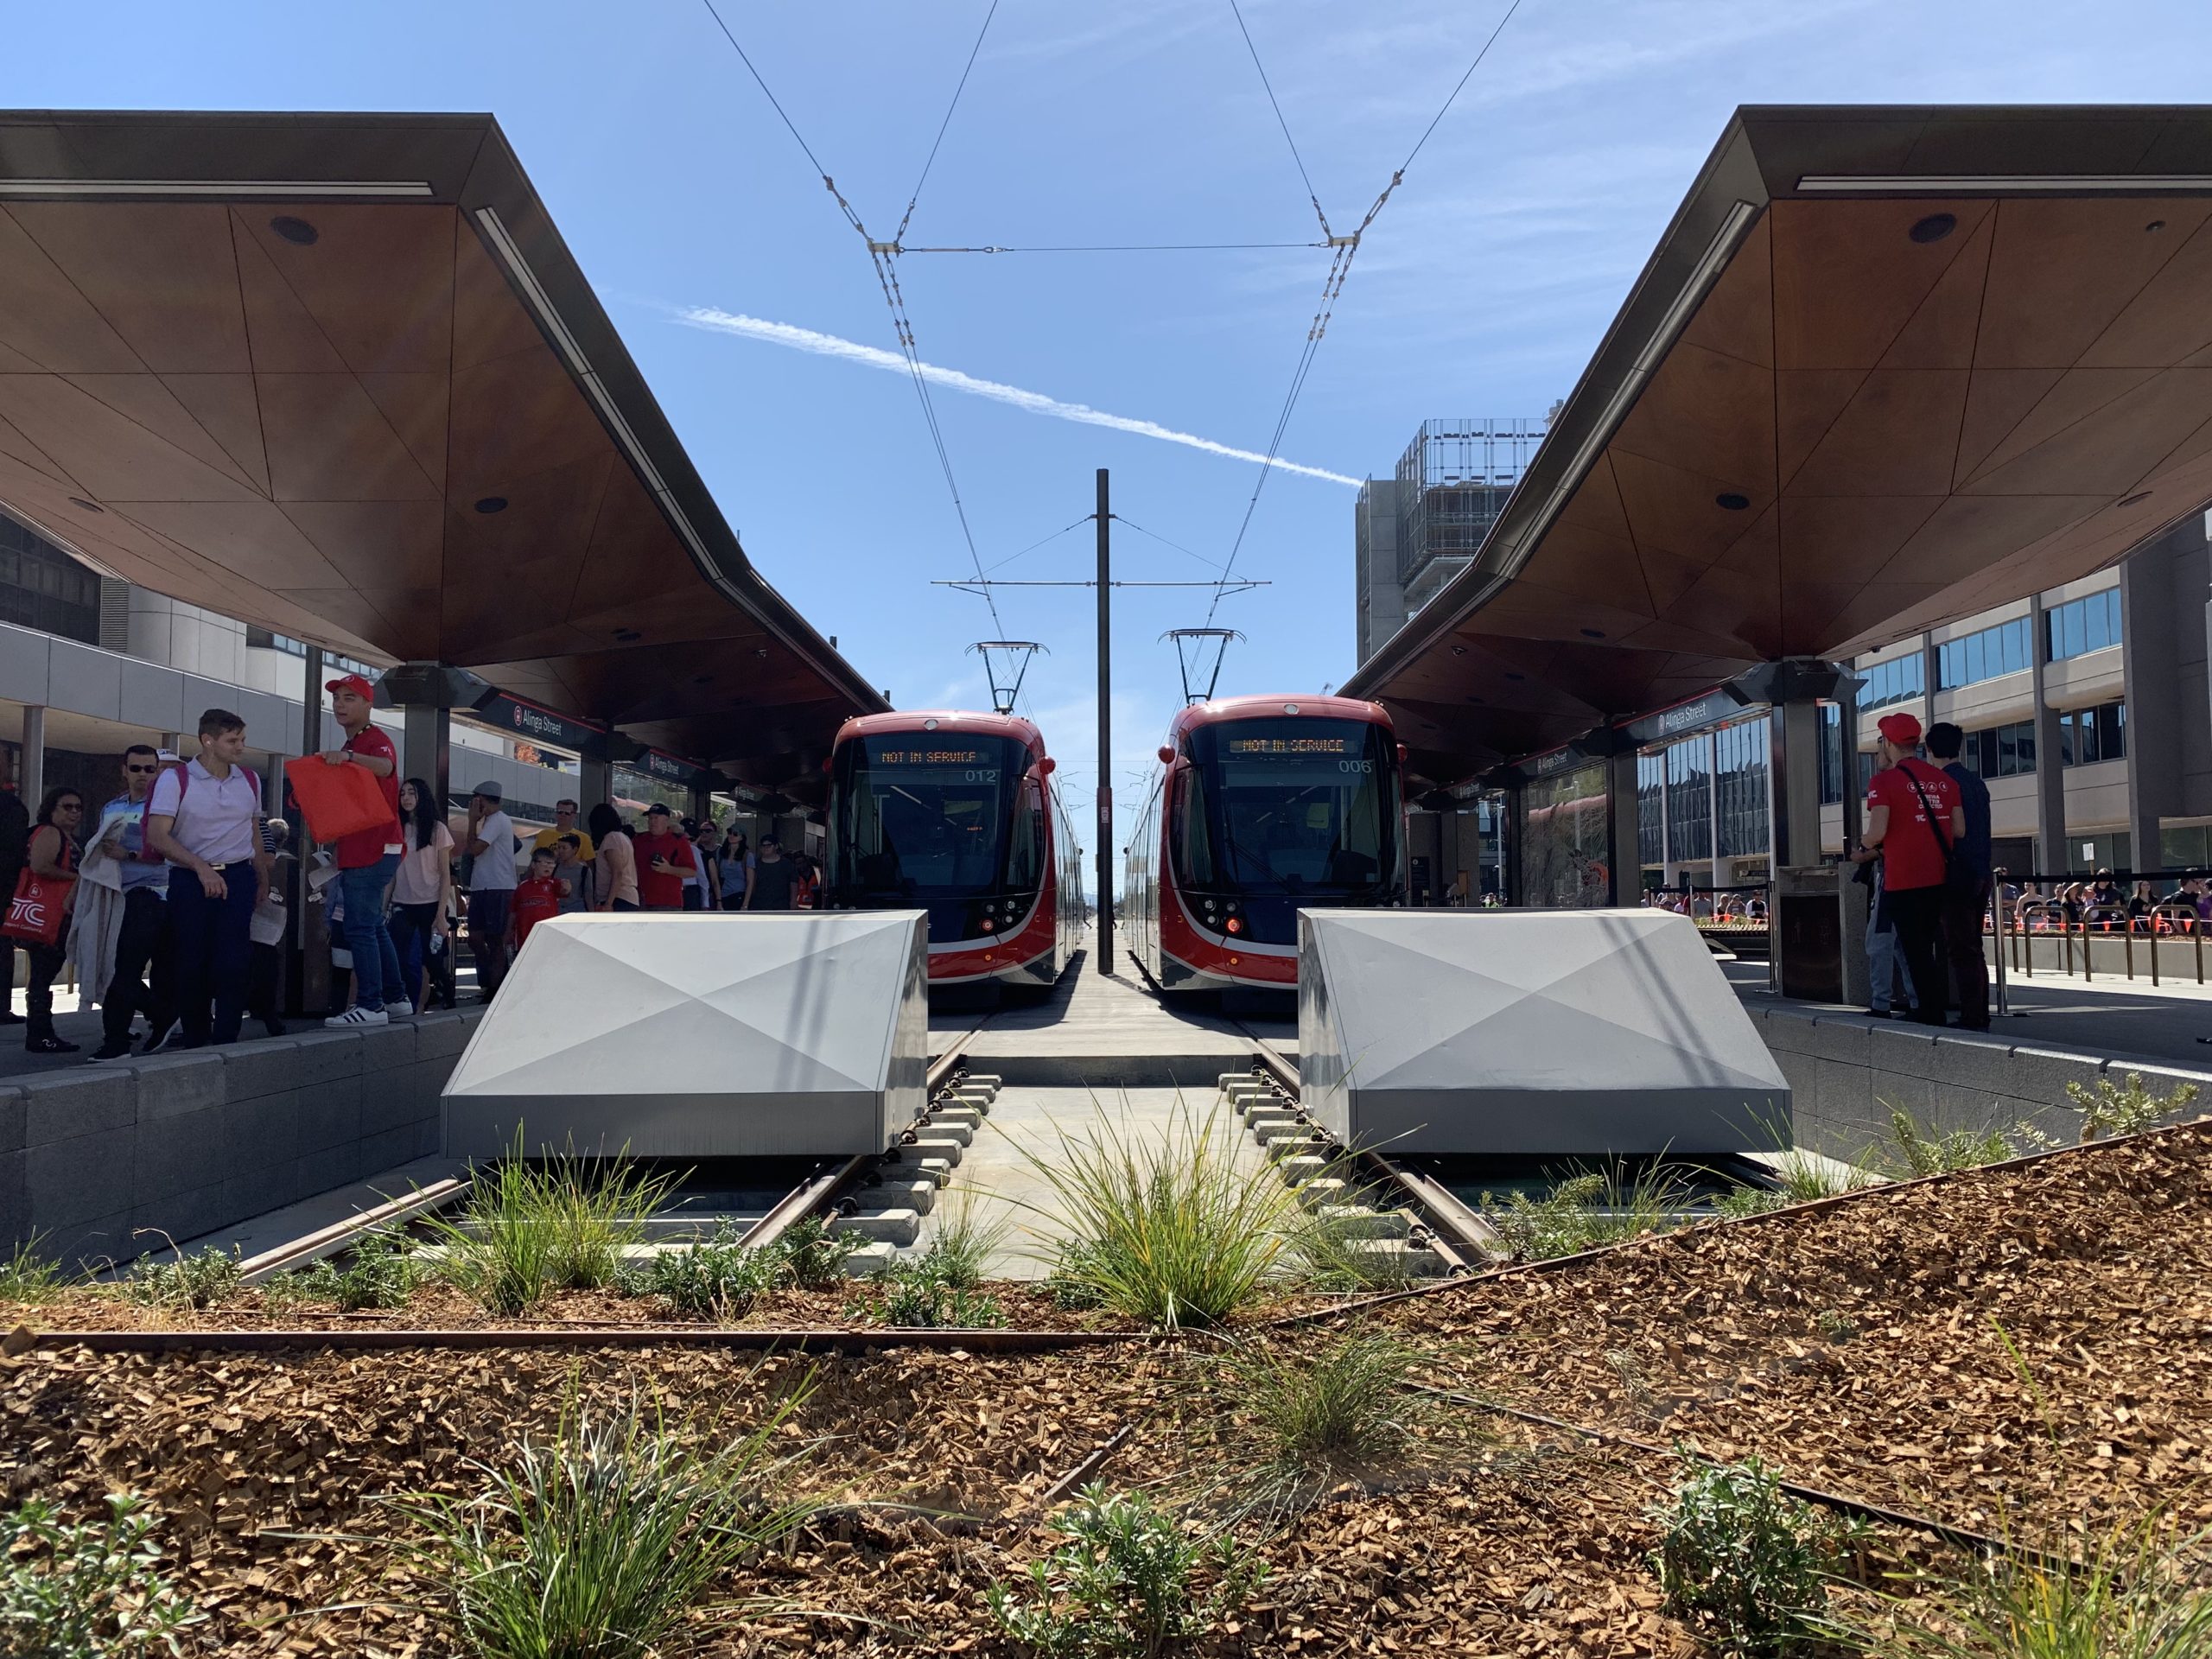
[1227,735,1349,755]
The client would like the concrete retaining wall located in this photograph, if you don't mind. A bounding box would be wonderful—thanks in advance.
[1745,1000,2212,1160]
[3,1007,486,1268]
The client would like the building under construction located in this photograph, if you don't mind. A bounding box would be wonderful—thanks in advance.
[1355,418,1548,665]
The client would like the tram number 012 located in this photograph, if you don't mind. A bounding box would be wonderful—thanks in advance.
[963,769,1001,784]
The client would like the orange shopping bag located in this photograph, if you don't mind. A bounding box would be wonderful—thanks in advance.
[283,754,393,846]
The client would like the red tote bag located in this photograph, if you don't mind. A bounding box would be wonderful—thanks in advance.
[283,755,393,846]
[0,868,71,947]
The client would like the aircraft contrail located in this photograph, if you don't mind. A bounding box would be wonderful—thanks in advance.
[675,307,1361,486]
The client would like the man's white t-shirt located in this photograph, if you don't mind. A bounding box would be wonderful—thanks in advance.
[469,810,518,892]
[146,758,259,866]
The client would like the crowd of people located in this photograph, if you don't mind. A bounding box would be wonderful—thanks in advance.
[0,674,821,1059]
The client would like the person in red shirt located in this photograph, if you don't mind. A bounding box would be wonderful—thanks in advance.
[1850,711,1965,1028]
[320,673,407,1027]
[632,803,696,912]
[508,847,565,954]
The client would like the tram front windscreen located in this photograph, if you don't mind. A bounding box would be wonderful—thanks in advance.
[827,733,1039,905]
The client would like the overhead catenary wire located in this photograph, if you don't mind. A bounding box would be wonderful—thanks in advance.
[893,0,1001,247]
[1226,0,1332,239]
[698,0,1007,635]
[1204,0,1526,626]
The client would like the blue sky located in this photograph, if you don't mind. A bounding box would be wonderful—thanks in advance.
[14,0,2212,828]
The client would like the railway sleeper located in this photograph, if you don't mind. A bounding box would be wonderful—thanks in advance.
[829,1207,924,1247]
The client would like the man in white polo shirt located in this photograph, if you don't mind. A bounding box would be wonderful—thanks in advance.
[144,708,271,1049]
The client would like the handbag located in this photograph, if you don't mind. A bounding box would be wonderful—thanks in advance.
[1,866,72,947]
[1899,763,1976,895]
[283,754,392,845]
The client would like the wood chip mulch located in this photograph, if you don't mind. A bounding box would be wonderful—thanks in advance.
[0,1123,2205,1656]
[1370,1119,2212,1542]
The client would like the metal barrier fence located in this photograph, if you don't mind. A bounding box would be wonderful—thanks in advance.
[1986,868,2212,991]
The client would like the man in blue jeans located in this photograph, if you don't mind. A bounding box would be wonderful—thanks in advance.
[143,709,271,1049]
[320,673,406,1028]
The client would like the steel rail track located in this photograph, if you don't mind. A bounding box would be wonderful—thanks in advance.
[1235,1032,1500,1270]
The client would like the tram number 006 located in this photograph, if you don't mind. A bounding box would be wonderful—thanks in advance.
[1338,759,1374,773]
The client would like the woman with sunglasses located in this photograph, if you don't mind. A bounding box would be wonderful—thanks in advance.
[22,786,85,1053]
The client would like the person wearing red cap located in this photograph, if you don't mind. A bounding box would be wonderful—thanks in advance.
[319,673,406,1027]
[1850,711,1965,1027]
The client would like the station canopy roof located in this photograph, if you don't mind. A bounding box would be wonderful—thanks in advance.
[1344,105,2212,787]
[0,110,886,786]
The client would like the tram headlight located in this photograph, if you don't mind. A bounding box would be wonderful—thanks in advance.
[980,918,995,931]
[1225,915,1244,936]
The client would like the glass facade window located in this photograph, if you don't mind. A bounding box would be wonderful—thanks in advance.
[0,515,101,645]
[1857,653,1923,710]
[1960,719,2037,778]
[245,626,379,680]
[1634,715,1771,872]
[2059,700,2126,766]
[1935,617,2032,690]
[2045,588,2121,663]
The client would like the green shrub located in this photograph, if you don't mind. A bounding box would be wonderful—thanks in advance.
[986,1483,1266,1658]
[871,1254,1006,1329]
[1834,1511,2212,1659]
[123,1245,242,1312]
[639,1223,779,1320]
[274,1230,423,1313]
[0,1493,202,1656]
[2065,1071,2202,1144]
[1479,1163,1692,1262]
[1648,1453,1850,1656]
[1044,1243,1109,1311]
[775,1214,859,1291]
[378,1389,814,1659]
[1877,1105,2012,1178]
[920,1189,1007,1290]
[1008,1097,1302,1331]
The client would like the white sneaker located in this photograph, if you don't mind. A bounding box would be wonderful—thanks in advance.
[324,1007,391,1028]
[385,999,414,1016]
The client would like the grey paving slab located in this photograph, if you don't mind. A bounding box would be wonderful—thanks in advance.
[962,945,1255,1089]
[917,1084,1270,1281]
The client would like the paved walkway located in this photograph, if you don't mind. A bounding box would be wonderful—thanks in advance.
[1724,958,2212,1072]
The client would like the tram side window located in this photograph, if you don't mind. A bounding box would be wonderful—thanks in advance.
[1005,779,1043,889]
[1172,769,1216,887]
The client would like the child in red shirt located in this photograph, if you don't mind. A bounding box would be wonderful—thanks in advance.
[509,848,566,954]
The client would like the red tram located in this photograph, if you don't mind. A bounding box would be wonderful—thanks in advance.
[823,711,1085,987]
[1124,695,1406,993]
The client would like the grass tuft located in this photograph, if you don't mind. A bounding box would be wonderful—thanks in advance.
[1834,1512,2212,1659]
[1007,1096,1303,1331]
[1877,1105,2012,1178]
[426,1135,679,1314]
[1227,1331,1427,1473]
[374,1387,815,1659]
[0,1237,67,1306]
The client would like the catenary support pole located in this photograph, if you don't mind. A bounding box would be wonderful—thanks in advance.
[1096,467,1114,976]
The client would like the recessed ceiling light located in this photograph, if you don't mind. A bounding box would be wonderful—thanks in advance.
[2118,491,2152,507]
[67,497,102,513]
[1580,627,1607,639]
[270,214,319,246]
[474,496,508,514]
[2147,219,2168,233]
[612,627,641,643]
[1450,645,1468,656]
[1715,492,1751,511]
[1909,213,1956,244]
